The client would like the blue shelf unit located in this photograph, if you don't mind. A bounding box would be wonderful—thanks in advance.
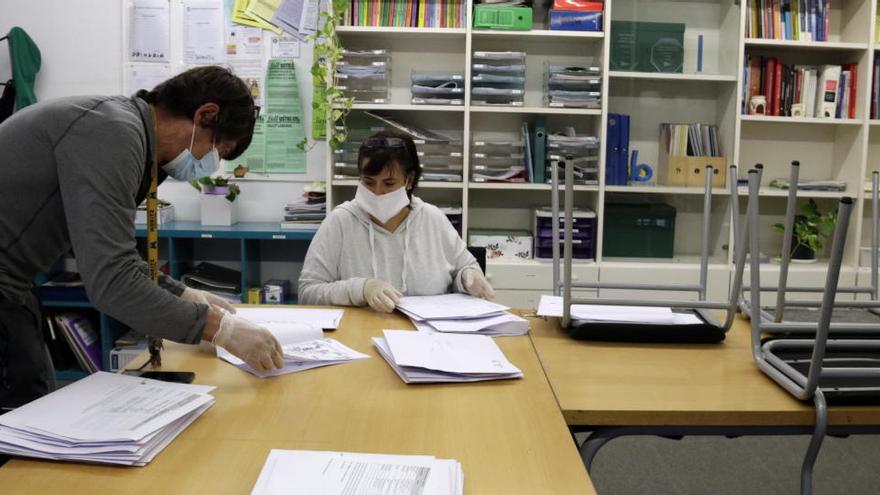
[135,221,316,304]
[42,222,317,380]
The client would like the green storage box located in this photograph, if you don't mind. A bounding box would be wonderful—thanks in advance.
[602,202,676,258]
[610,21,685,73]
[473,5,533,30]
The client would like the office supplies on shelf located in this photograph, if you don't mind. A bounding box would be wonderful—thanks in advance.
[473,5,533,30]
[547,128,600,185]
[216,321,368,377]
[544,63,601,108]
[658,122,726,187]
[768,178,846,191]
[610,21,685,73]
[0,372,215,466]
[697,33,704,72]
[282,182,325,229]
[345,0,466,28]
[533,116,547,183]
[252,449,463,495]
[39,271,87,301]
[135,199,174,225]
[411,71,465,106]
[471,51,526,106]
[533,208,597,260]
[336,49,390,104]
[471,137,527,183]
[548,10,602,31]
[373,330,523,383]
[181,262,242,298]
[54,314,102,373]
[262,279,290,303]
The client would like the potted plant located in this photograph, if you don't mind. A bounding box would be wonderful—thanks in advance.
[191,176,241,226]
[772,199,837,261]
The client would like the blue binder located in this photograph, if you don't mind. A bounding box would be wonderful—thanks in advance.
[618,114,630,186]
[606,113,620,185]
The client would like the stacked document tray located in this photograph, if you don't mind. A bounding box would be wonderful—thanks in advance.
[471,51,526,106]
[411,71,465,106]
[336,49,390,104]
[533,207,597,260]
[471,138,526,183]
[544,63,601,108]
[545,130,600,185]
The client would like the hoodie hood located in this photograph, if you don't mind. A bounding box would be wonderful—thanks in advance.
[336,195,427,293]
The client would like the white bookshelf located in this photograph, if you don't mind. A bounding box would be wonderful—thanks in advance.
[326,0,880,305]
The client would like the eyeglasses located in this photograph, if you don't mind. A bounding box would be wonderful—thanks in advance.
[361,137,407,149]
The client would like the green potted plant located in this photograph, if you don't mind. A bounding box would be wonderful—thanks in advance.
[191,176,241,226]
[772,199,837,261]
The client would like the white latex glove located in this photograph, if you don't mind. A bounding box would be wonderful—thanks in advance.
[363,278,401,313]
[461,268,495,300]
[182,287,237,314]
[212,313,284,372]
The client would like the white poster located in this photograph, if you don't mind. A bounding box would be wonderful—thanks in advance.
[129,0,170,62]
[184,0,226,65]
[127,65,173,94]
[270,33,300,59]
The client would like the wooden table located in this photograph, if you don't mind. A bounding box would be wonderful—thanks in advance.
[529,314,880,427]
[0,307,594,495]
[529,313,880,475]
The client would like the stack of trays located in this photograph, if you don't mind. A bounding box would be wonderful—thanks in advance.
[544,63,601,108]
[411,71,465,106]
[471,51,526,106]
[471,139,526,183]
[545,130,600,185]
[336,49,390,103]
[533,207,597,260]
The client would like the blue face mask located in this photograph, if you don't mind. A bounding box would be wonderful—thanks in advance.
[162,123,220,181]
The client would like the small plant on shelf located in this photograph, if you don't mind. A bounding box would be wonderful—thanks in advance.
[189,176,241,202]
[772,199,837,260]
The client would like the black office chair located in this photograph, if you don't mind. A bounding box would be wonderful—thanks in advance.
[467,246,487,274]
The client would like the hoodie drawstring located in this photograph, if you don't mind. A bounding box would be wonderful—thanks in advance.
[401,223,409,294]
[368,222,378,279]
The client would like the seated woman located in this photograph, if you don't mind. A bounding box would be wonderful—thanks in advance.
[298,131,494,312]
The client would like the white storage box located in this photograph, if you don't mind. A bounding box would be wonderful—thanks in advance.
[200,194,238,226]
[469,230,533,261]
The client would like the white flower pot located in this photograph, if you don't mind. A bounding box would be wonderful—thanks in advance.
[200,193,238,226]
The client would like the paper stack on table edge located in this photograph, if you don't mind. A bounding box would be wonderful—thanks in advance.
[398,293,530,336]
[0,372,214,466]
[536,295,704,325]
[251,449,463,495]
[373,329,523,384]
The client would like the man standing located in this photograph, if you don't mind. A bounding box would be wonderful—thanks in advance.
[0,66,283,410]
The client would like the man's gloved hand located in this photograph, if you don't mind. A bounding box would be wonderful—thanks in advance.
[181,287,237,314]
[461,268,495,300]
[363,278,401,313]
[212,313,284,372]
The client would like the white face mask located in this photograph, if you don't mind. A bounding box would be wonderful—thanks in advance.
[162,123,220,181]
[355,182,410,224]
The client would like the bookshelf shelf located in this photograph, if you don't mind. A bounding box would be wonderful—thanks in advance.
[348,103,465,112]
[336,26,466,38]
[608,71,737,82]
[751,188,850,199]
[469,106,601,115]
[604,185,732,196]
[744,38,869,51]
[469,183,599,192]
[739,115,864,126]
[333,179,464,189]
[470,29,604,39]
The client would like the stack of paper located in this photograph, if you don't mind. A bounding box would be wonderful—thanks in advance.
[218,308,369,377]
[373,330,523,383]
[537,295,704,325]
[252,449,463,495]
[397,293,530,336]
[0,372,214,466]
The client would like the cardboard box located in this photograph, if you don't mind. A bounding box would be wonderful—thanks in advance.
[658,155,727,187]
[469,230,533,261]
[262,279,290,304]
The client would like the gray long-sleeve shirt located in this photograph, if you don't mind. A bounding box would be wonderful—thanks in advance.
[0,95,207,344]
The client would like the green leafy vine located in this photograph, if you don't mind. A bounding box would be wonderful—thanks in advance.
[298,0,354,151]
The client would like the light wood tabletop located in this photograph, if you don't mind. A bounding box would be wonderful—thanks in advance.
[529,314,880,427]
[0,307,594,495]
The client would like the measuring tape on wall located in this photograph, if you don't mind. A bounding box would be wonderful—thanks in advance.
[146,105,162,367]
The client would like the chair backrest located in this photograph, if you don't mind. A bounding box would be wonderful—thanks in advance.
[467,246,487,274]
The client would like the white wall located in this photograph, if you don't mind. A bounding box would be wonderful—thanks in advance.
[0,0,325,223]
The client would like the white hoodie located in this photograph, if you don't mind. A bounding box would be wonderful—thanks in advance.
[298,196,479,306]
